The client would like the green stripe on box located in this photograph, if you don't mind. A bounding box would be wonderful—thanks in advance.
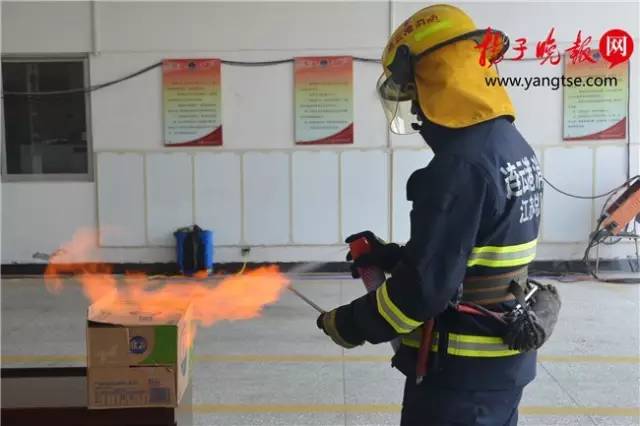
[141,326,177,365]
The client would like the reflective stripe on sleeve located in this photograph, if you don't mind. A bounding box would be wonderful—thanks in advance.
[376,281,423,334]
[400,327,423,348]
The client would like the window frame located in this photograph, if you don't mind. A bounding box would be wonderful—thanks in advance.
[1,54,94,182]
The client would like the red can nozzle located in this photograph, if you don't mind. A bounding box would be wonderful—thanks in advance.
[348,236,385,294]
[349,236,372,260]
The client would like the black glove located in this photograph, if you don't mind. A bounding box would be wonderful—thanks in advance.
[503,309,545,352]
[503,283,561,352]
[317,306,365,349]
[345,231,402,278]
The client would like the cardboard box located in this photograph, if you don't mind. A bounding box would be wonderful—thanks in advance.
[86,294,194,409]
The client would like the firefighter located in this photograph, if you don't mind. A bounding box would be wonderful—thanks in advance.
[317,4,551,425]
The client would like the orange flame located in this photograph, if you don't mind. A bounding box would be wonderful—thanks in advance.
[45,229,291,335]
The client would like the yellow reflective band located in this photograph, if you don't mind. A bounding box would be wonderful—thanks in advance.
[413,21,453,42]
[401,332,522,358]
[376,282,423,334]
[467,239,537,268]
[448,334,504,345]
[472,239,537,254]
[467,253,536,268]
[447,347,521,357]
[400,327,423,348]
[447,332,521,357]
[400,338,420,348]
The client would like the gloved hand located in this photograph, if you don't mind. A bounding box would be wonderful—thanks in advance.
[345,231,402,278]
[317,307,365,349]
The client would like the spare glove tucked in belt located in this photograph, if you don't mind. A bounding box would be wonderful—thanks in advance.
[317,307,365,349]
[503,281,561,352]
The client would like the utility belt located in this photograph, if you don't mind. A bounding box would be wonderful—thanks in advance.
[461,267,529,306]
[399,268,561,384]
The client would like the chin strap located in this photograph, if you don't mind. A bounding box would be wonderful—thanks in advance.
[410,101,426,132]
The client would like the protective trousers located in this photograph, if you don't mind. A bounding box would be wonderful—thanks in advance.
[400,379,524,426]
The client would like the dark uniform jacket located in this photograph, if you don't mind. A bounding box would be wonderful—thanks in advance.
[338,116,543,390]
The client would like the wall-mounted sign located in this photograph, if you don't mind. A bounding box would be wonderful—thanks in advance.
[563,51,629,141]
[294,56,353,145]
[163,59,222,146]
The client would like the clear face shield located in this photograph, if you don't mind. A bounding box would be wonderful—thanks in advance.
[376,73,420,135]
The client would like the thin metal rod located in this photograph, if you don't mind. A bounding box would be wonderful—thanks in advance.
[288,287,325,313]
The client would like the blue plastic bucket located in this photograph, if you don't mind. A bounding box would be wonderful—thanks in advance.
[175,228,214,275]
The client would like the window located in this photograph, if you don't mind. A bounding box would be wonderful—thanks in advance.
[1,56,92,180]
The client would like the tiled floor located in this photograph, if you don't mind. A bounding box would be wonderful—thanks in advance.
[2,274,639,425]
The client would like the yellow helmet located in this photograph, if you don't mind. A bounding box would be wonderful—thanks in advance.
[378,4,514,133]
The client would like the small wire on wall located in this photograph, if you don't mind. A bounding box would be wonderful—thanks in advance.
[0,57,381,97]
[0,54,539,97]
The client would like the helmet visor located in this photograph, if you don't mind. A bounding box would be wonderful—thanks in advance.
[376,73,419,135]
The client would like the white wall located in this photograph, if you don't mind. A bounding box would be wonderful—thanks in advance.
[1,1,639,265]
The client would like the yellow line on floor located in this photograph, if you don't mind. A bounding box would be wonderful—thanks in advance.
[538,355,640,364]
[190,404,400,414]
[520,406,640,417]
[2,354,639,364]
[188,404,639,417]
[197,354,640,364]
[195,354,391,363]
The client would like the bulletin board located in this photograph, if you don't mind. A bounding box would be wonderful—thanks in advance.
[563,52,629,141]
[294,56,354,145]
[163,59,223,146]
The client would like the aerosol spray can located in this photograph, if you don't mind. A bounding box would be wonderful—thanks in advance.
[349,236,400,351]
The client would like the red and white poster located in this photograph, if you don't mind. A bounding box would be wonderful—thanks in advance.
[294,56,354,145]
[163,59,222,146]
[563,52,629,141]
